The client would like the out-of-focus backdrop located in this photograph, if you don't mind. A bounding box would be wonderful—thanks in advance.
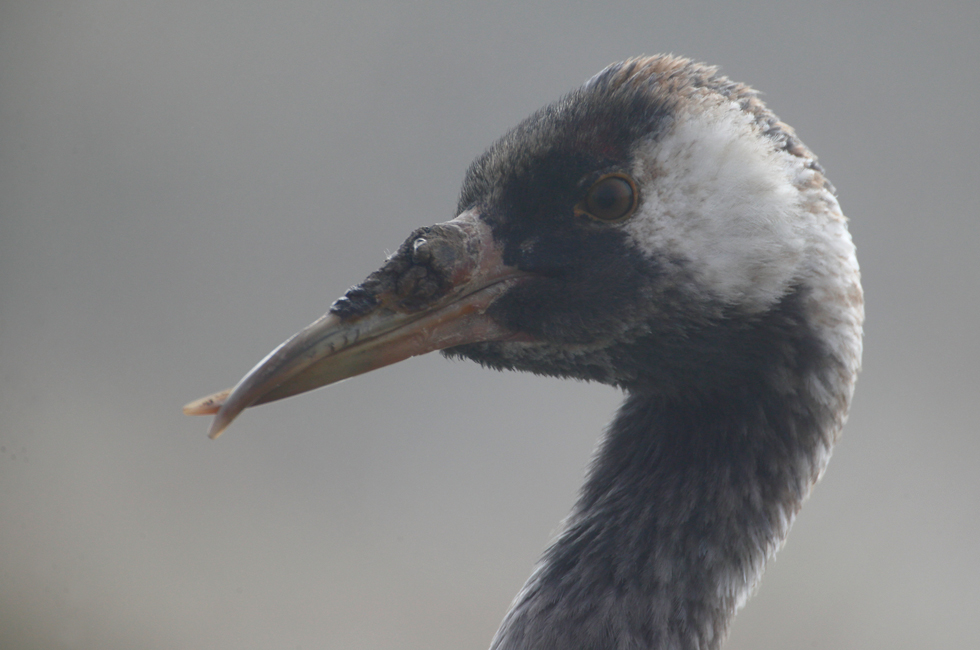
[2,2,977,648]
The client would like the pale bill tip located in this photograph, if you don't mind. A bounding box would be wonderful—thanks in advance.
[183,388,236,439]
[207,418,230,440]
[182,388,232,416]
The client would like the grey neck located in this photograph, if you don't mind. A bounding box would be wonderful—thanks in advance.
[490,380,833,650]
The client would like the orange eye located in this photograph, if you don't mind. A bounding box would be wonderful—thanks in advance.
[579,173,638,222]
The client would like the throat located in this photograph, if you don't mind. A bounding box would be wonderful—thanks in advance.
[491,383,836,650]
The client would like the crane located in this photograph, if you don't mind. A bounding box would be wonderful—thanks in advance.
[185,55,863,650]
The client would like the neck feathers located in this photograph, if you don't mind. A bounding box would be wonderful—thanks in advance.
[491,291,853,650]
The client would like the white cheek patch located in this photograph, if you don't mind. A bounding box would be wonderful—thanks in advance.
[624,102,808,311]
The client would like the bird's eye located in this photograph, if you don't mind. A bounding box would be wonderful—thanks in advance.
[577,173,639,222]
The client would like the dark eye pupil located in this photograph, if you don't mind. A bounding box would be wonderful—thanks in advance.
[586,176,634,220]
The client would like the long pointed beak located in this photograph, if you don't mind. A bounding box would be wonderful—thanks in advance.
[183,211,528,439]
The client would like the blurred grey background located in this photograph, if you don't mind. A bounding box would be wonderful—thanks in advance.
[1,1,977,648]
